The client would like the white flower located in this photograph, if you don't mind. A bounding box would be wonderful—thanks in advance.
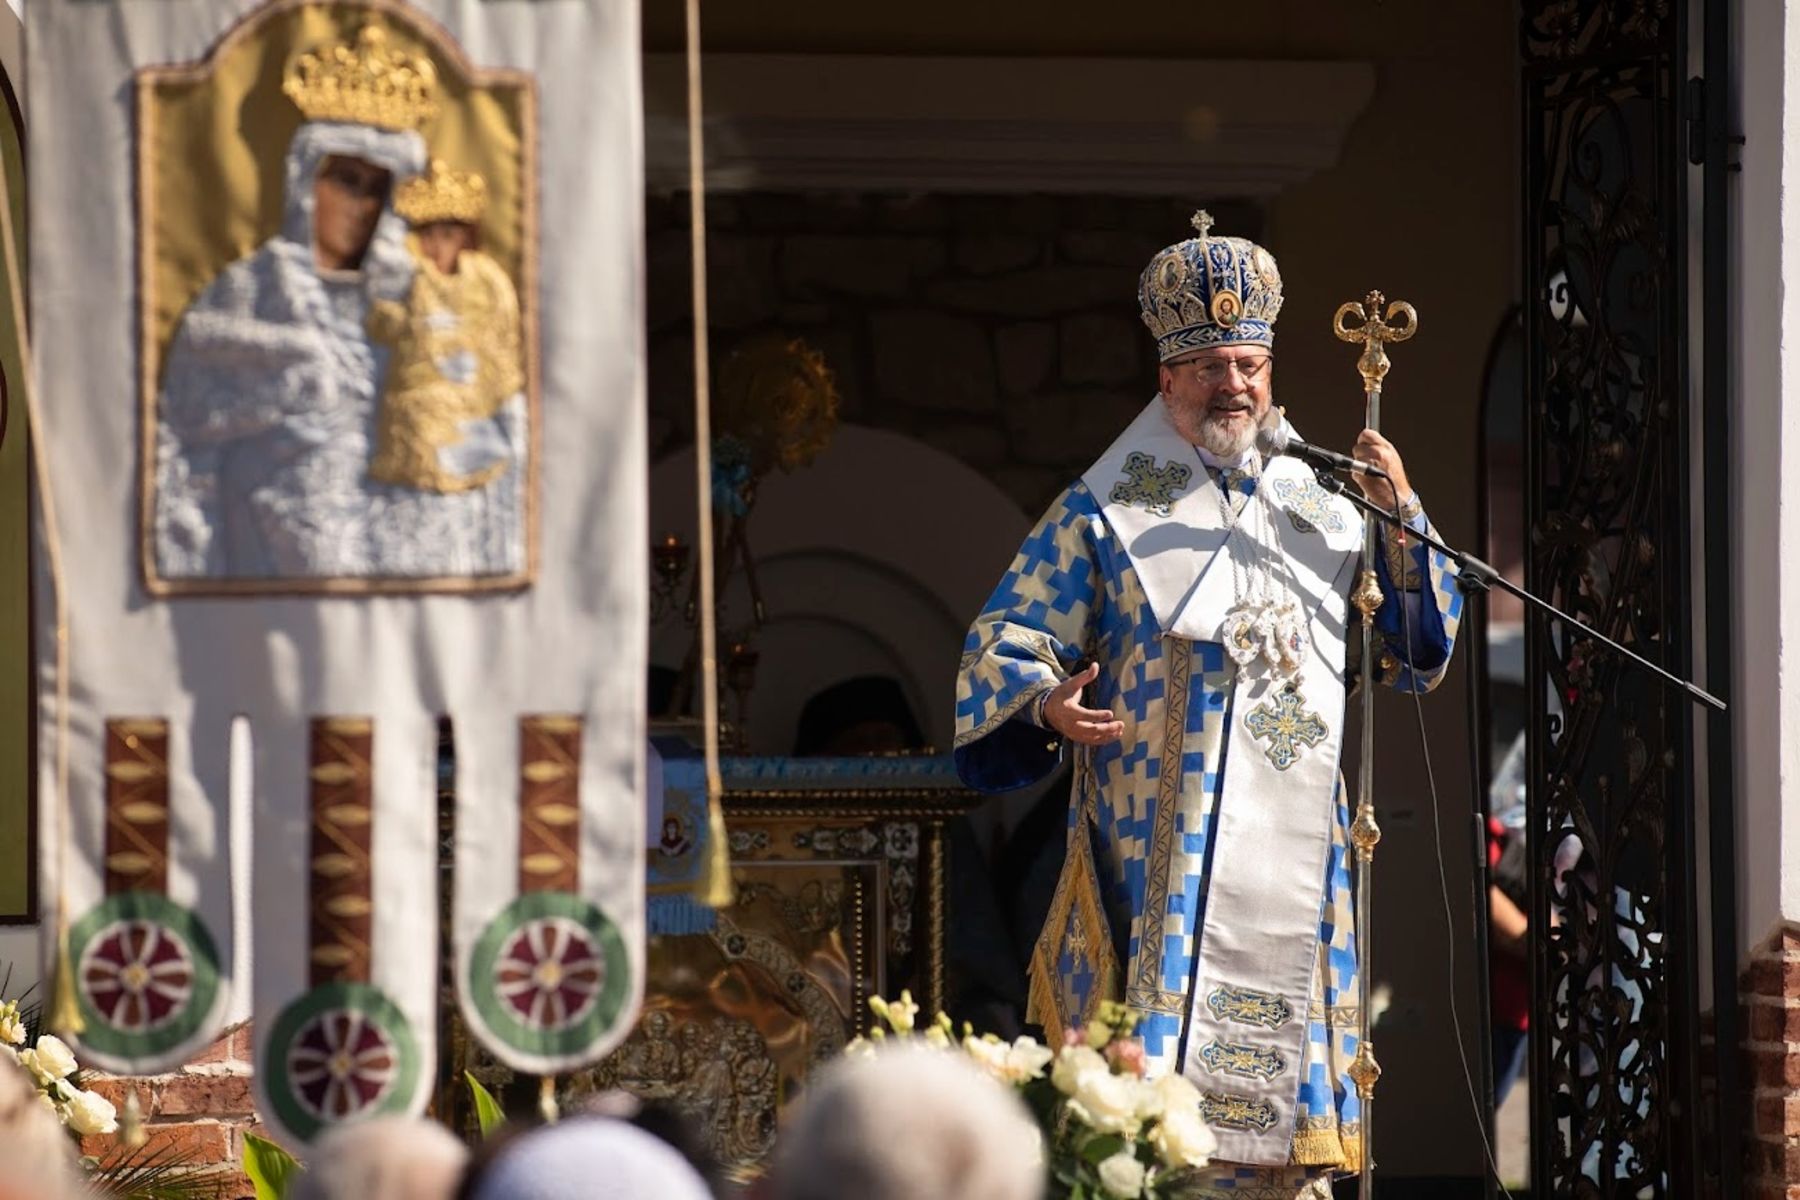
[1096,1150,1147,1198]
[25,1035,78,1082]
[0,1002,24,1047]
[1153,1071,1201,1112]
[1150,1102,1216,1169]
[964,1035,1054,1085]
[1067,1066,1147,1135]
[1003,1036,1055,1082]
[1051,1045,1108,1095]
[923,1024,952,1049]
[1133,1076,1165,1122]
[64,1087,117,1136]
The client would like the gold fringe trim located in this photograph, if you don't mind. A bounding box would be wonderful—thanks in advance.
[1025,954,1063,1033]
[1289,1128,1351,1169]
[1026,762,1119,1032]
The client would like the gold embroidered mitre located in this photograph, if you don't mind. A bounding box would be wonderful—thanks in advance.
[395,160,487,225]
[283,27,439,131]
[1138,210,1284,361]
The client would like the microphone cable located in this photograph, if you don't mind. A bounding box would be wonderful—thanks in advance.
[1387,483,1516,1200]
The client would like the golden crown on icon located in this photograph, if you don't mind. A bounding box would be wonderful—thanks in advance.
[395,159,487,225]
[283,27,439,131]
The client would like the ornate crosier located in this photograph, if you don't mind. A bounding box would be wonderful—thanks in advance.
[1330,288,1417,1200]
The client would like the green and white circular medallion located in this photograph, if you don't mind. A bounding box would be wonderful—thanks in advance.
[468,891,630,1059]
[263,982,420,1142]
[70,892,220,1060]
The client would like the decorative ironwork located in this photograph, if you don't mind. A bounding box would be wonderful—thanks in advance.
[1521,2,1714,1193]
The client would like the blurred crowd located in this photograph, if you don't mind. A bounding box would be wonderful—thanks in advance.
[0,1043,1045,1200]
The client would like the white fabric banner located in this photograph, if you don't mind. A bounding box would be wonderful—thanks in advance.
[31,0,645,1136]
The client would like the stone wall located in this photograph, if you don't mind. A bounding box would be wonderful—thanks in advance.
[644,191,1262,518]
[83,1023,258,1198]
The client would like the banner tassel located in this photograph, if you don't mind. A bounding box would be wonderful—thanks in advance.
[537,1075,559,1124]
[47,911,85,1037]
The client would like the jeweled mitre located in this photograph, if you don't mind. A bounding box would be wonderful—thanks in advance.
[283,26,439,131]
[1138,211,1284,361]
[395,159,486,225]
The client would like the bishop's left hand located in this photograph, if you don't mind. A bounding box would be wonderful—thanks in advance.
[1350,428,1414,510]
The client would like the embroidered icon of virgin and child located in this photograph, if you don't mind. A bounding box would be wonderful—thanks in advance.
[142,13,536,593]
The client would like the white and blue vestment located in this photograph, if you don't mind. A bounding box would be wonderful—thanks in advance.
[954,397,1460,1184]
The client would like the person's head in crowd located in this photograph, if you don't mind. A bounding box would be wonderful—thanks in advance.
[288,1115,468,1200]
[0,1055,82,1200]
[793,675,926,756]
[773,1045,1043,1200]
[571,1089,724,1195]
[459,1116,714,1200]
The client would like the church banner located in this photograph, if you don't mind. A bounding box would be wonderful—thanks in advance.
[31,0,646,1136]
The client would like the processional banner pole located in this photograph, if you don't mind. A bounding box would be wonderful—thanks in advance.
[1330,290,1416,1200]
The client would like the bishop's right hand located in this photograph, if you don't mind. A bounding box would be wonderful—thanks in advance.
[1045,662,1125,746]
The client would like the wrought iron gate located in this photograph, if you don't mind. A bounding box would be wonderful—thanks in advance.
[1519,1,1737,1195]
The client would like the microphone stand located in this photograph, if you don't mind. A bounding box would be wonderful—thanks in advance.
[1314,465,1723,1196]
[1311,468,1726,712]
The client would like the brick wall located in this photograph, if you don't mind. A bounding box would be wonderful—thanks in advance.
[1745,927,1800,1198]
[82,1022,259,1199]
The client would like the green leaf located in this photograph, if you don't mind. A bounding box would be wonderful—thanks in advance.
[1080,1133,1126,1166]
[242,1132,302,1200]
[465,1071,507,1139]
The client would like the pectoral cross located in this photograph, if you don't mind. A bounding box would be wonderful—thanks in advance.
[1245,686,1328,771]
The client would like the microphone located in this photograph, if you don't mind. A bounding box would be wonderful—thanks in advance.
[1255,426,1389,480]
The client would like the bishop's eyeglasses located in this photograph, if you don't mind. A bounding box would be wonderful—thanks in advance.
[1168,354,1272,386]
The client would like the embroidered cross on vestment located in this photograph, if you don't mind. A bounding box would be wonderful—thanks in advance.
[1245,686,1329,770]
[1110,452,1192,517]
[1270,476,1346,535]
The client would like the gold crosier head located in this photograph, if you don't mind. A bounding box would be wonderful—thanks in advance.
[394,159,487,226]
[1331,288,1418,396]
[283,26,440,131]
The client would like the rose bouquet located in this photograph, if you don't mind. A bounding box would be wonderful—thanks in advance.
[853,994,1216,1199]
[2,983,232,1197]
[0,998,118,1137]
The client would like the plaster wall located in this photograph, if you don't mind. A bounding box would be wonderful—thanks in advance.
[1733,0,1800,958]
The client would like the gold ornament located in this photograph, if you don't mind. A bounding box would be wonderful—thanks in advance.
[714,334,841,478]
[283,27,439,132]
[395,159,487,226]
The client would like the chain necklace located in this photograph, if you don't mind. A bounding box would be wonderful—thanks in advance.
[1208,454,1309,678]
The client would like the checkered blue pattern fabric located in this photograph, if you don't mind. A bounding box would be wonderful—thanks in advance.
[1371,516,1461,693]
[954,475,1458,1171]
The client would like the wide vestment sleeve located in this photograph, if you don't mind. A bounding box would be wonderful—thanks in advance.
[1364,505,1463,693]
[953,484,1104,793]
